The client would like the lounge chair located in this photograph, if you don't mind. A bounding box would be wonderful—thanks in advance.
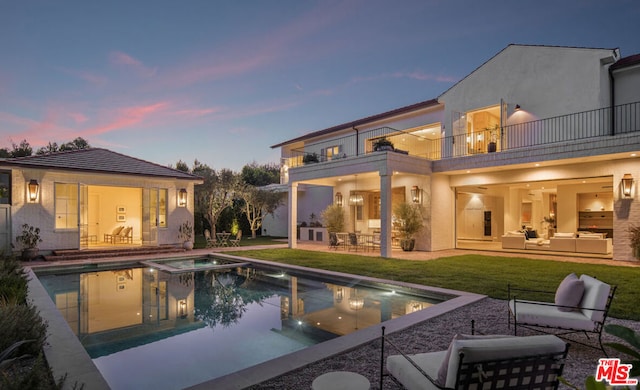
[204,229,216,248]
[328,232,344,250]
[381,326,568,390]
[104,226,124,243]
[229,230,242,247]
[508,273,616,355]
[114,226,133,244]
[347,233,364,252]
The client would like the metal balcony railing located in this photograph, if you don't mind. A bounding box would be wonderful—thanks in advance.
[281,101,640,168]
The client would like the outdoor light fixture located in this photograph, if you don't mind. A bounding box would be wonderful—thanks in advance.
[348,296,364,311]
[178,188,187,207]
[335,287,344,303]
[349,175,364,205]
[621,173,634,198]
[411,185,422,204]
[349,193,364,206]
[178,299,187,319]
[335,192,343,207]
[515,104,521,111]
[27,179,39,202]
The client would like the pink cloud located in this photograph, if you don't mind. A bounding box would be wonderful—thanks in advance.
[82,102,169,136]
[172,107,224,117]
[60,68,108,86]
[69,112,88,123]
[109,51,157,77]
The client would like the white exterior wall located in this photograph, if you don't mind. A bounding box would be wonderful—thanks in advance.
[613,63,640,105]
[440,45,617,133]
[11,168,195,252]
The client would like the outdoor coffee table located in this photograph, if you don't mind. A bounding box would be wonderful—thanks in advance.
[311,371,370,390]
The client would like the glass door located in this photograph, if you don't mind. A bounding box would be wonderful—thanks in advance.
[79,184,88,249]
[142,188,158,245]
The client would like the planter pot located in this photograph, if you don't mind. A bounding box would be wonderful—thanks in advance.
[375,145,394,152]
[183,241,194,250]
[400,239,415,252]
[488,142,497,153]
[21,248,39,261]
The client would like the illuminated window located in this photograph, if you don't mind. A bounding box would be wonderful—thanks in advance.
[55,183,78,229]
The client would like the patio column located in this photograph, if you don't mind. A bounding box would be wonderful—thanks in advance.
[288,182,298,249]
[380,173,392,258]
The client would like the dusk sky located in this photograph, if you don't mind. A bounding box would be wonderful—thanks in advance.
[2,1,640,171]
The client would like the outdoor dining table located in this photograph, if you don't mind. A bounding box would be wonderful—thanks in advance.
[216,232,231,247]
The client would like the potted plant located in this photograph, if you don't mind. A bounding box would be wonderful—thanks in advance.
[628,223,640,260]
[302,153,319,164]
[486,124,499,153]
[178,221,194,250]
[373,137,394,151]
[15,223,42,261]
[321,204,345,233]
[393,202,423,251]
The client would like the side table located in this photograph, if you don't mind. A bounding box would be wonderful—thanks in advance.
[311,371,370,390]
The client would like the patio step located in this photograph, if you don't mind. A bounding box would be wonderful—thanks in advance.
[44,246,186,261]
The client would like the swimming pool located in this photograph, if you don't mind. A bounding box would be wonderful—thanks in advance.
[29,254,483,389]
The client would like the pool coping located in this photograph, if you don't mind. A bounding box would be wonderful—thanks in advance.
[27,252,485,390]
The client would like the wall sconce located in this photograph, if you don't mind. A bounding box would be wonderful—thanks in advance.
[177,188,187,207]
[515,104,521,111]
[621,173,634,198]
[335,287,343,303]
[27,179,39,203]
[335,192,343,207]
[178,299,187,319]
[411,185,422,204]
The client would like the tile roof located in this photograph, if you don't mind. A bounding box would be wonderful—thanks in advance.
[270,98,439,148]
[2,148,201,181]
[611,53,640,71]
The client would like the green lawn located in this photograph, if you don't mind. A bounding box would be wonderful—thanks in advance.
[227,248,640,321]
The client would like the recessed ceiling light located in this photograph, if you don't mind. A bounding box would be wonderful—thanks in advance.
[535,163,540,167]
[632,153,637,157]
[466,170,471,173]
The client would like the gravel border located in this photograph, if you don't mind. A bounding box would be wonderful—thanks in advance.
[248,297,640,389]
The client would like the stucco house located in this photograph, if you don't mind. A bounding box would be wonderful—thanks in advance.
[0,148,202,254]
[269,44,640,261]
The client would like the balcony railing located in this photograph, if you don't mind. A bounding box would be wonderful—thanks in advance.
[282,101,640,168]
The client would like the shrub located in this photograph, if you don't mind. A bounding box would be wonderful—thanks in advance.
[0,302,48,356]
[0,255,28,303]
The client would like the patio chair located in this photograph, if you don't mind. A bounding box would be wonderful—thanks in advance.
[204,229,216,248]
[508,273,616,356]
[347,233,364,252]
[104,226,124,243]
[381,326,568,390]
[115,226,133,244]
[328,232,344,250]
[229,230,242,247]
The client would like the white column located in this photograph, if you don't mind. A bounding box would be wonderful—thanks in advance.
[380,173,392,258]
[288,182,298,249]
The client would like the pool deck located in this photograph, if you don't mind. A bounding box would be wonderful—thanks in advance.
[24,243,638,390]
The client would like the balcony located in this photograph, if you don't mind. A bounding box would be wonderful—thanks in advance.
[281,101,640,169]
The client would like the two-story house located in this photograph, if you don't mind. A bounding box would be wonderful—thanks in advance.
[269,44,640,261]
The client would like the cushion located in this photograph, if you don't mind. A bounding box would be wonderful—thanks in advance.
[554,232,575,238]
[578,233,603,239]
[443,335,566,388]
[579,275,611,323]
[436,333,514,386]
[555,273,585,312]
[528,230,538,238]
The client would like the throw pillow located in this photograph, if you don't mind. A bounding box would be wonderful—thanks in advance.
[555,273,585,312]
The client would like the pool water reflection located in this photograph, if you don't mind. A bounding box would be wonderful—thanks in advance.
[36,259,447,389]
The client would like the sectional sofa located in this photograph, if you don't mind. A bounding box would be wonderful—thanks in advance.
[501,231,612,254]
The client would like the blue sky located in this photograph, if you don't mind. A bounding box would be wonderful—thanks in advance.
[2,0,639,171]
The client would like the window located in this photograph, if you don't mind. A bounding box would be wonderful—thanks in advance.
[0,171,10,204]
[55,183,78,229]
[322,145,342,161]
[159,189,167,227]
